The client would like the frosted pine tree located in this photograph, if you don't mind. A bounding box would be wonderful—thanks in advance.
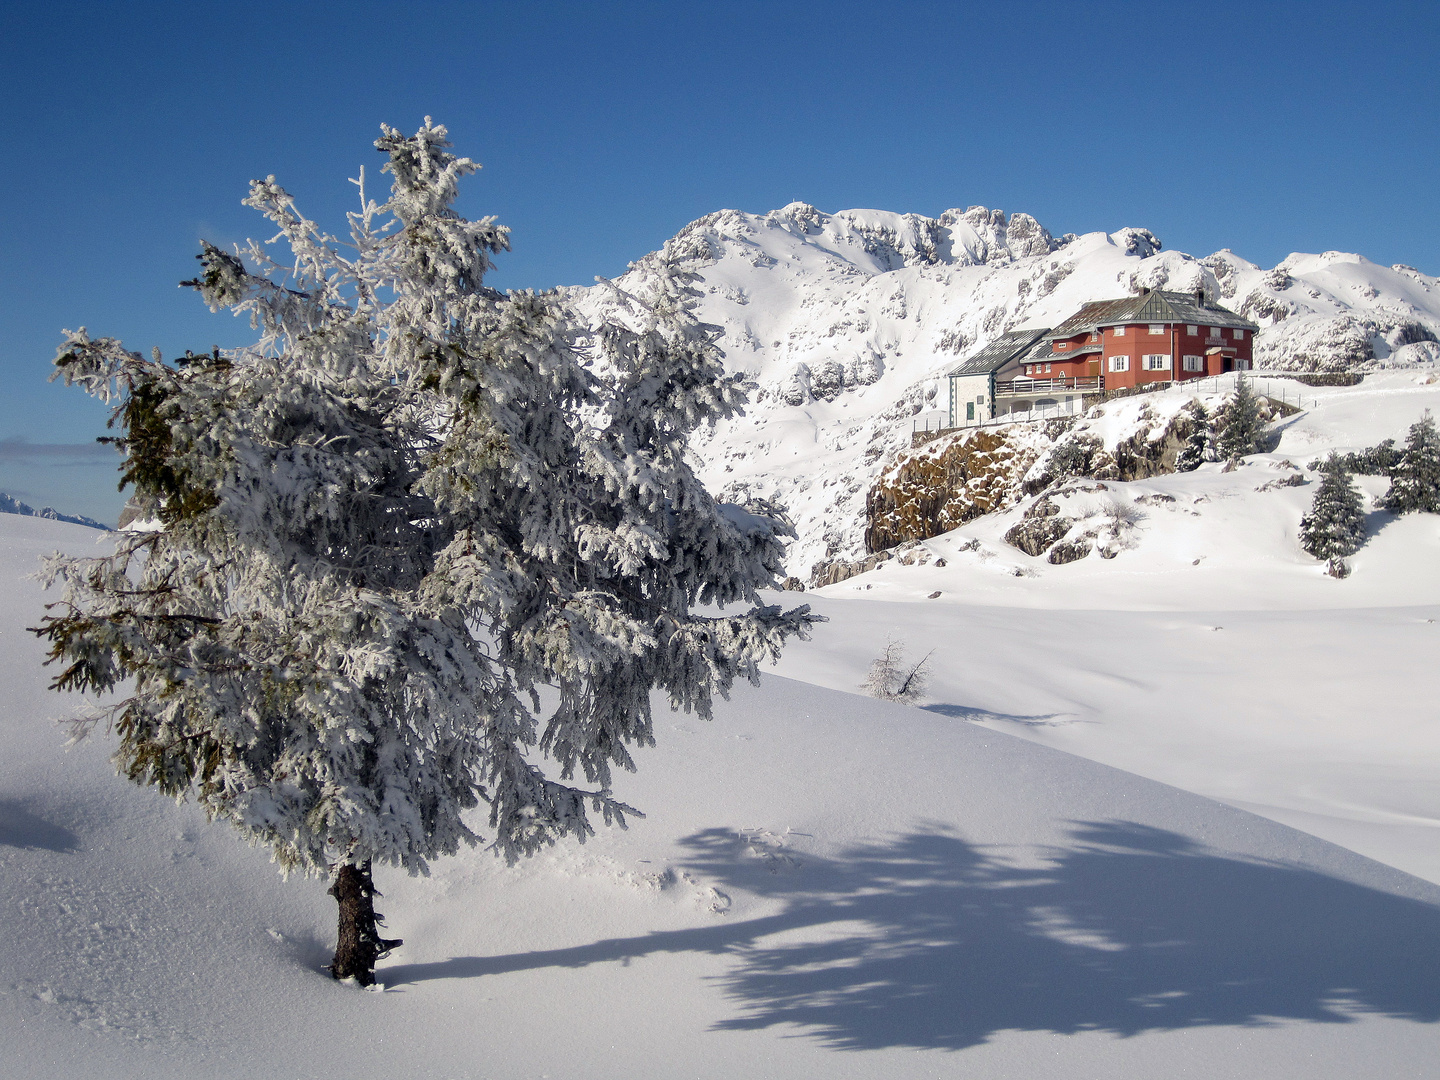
[1217,373,1263,460]
[1174,401,1213,472]
[34,120,816,987]
[1379,410,1440,514]
[1299,454,1367,577]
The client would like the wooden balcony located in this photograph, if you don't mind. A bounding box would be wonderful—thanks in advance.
[995,375,1104,396]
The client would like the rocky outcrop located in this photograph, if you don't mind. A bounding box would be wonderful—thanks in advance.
[864,427,1046,553]
[1023,407,1197,494]
[810,550,894,588]
[1046,537,1092,564]
[1005,512,1074,557]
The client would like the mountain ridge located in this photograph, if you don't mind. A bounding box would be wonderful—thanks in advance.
[574,204,1440,577]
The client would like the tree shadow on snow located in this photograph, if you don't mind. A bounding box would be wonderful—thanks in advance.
[920,703,1084,727]
[0,799,79,852]
[386,821,1440,1050]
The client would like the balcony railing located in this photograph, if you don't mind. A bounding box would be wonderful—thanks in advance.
[995,375,1104,396]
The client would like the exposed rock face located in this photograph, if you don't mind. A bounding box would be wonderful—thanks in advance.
[1023,408,1197,494]
[1005,513,1074,557]
[810,550,894,587]
[1046,537,1092,564]
[864,427,1046,553]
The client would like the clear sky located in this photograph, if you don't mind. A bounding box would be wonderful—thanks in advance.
[2,0,1436,523]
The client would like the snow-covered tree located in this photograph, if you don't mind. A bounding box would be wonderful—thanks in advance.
[1174,400,1213,472]
[34,120,816,986]
[1217,373,1264,460]
[1379,410,1440,515]
[1299,454,1367,576]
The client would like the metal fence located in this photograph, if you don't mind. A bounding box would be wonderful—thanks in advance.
[914,370,1317,440]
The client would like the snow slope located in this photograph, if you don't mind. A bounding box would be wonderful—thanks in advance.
[777,371,1440,885]
[578,204,1440,576]
[5,505,1440,1075]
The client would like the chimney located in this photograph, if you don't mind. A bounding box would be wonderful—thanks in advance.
[1195,288,1206,307]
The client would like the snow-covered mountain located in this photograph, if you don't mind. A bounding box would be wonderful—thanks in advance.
[576,204,1440,578]
[0,491,109,531]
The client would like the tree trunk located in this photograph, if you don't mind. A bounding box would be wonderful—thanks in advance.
[328,860,402,986]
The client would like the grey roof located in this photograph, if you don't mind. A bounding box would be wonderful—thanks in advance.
[1037,342,1102,361]
[946,327,1051,377]
[1044,289,1258,341]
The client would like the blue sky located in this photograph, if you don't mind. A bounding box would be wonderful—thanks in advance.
[2,0,1436,523]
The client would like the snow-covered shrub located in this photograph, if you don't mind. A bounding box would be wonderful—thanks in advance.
[862,638,931,702]
[1325,438,1401,477]
[1047,431,1105,481]
[780,363,812,406]
[809,359,847,400]
[846,353,884,387]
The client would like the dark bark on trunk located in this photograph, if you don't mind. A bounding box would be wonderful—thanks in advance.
[328,860,402,986]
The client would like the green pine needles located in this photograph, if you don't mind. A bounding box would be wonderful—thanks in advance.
[1378,410,1440,514]
[1217,373,1264,460]
[1299,454,1367,576]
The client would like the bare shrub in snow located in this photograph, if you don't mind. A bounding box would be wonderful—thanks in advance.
[862,638,932,702]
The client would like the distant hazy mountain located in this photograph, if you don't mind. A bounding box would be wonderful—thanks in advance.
[0,491,111,531]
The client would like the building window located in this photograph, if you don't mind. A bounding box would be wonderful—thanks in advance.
[1234,328,1245,339]
[1187,325,1198,335]
[1109,355,1130,372]
[1044,363,1051,373]
[976,395,985,404]
[1114,326,1126,337]
[1183,354,1203,372]
[966,401,975,421]
[1143,354,1172,370]
[1149,323,1165,335]
[1211,326,1221,337]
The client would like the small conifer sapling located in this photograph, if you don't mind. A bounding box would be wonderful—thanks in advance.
[1379,410,1440,515]
[1217,373,1264,461]
[1299,454,1367,578]
[1174,400,1212,473]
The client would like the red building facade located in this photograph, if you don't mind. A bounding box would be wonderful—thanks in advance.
[1028,289,1258,391]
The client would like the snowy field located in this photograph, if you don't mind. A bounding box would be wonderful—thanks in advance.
[5,372,1440,1077]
